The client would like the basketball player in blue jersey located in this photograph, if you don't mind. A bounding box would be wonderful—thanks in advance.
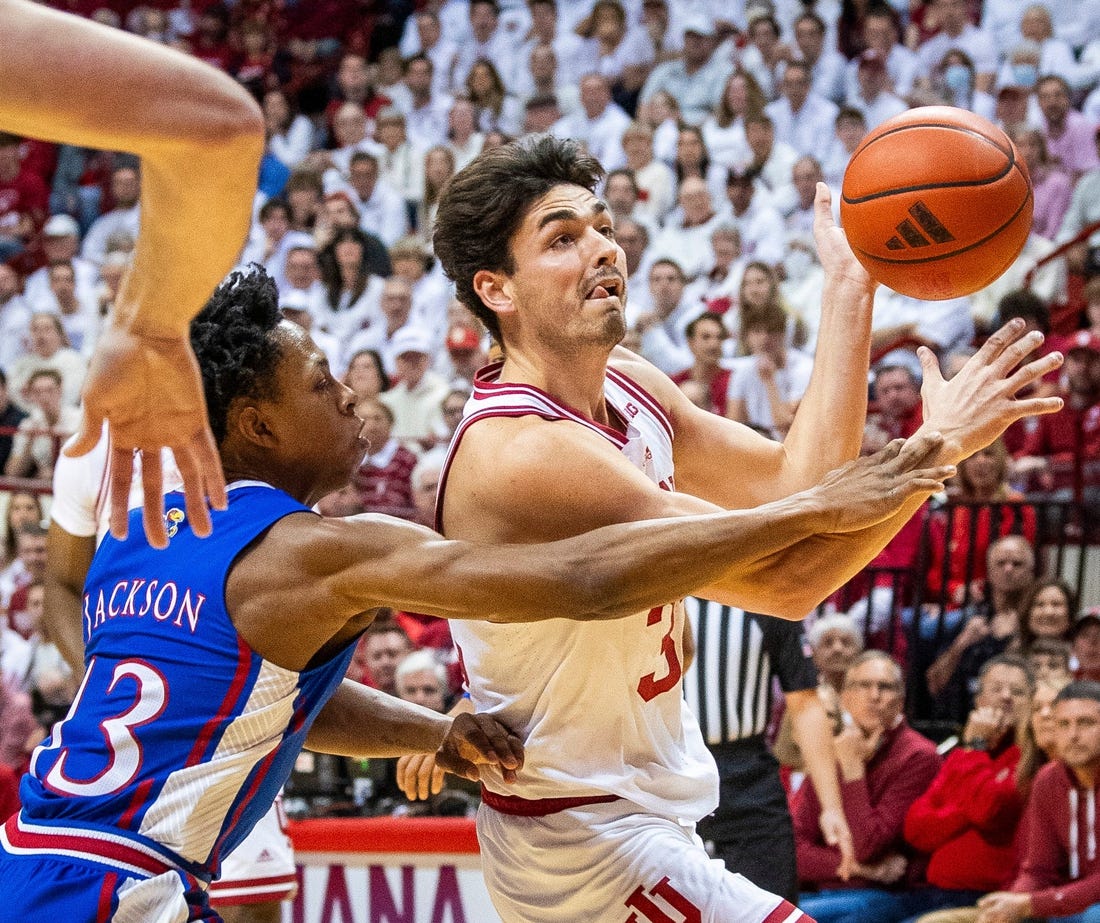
[0,268,962,921]
[425,135,1065,923]
[0,0,264,548]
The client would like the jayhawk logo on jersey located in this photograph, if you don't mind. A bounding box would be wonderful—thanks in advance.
[164,507,184,539]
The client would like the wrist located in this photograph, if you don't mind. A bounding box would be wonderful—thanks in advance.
[963,736,989,751]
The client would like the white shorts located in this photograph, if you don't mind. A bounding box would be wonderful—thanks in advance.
[477,798,813,923]
[209,801,297,907]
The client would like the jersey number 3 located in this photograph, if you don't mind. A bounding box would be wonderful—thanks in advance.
[637,606,682,702]
[44,658,168,798]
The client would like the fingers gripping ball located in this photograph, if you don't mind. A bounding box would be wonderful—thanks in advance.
[840,106,1032,300]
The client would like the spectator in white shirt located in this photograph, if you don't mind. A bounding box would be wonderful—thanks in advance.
[379,325,451,449]
[339,151,410,248]
[741,13,787,101]
[239,199,316,293]
[0,264,30,370]
[7,312,86,411]
[576,0,655,106]
[639,13,734,126]
[844,5,921,104]
[402,9,461,99]
[850,49,910,129]
[701,69,767,171]
[518,44,580,119]
[551,73,631,170]
[792,11,847,104]
[34,261,99,356]
[516,0,593,98]
[620,121,676,226]
[451,0,522,93]
[22,215,96,310]
[261,87,314,171]
[916,0,998,93]
[80,163,140,268]
[445,97,486,172]
[315,102,385,191]
[465,58,524,137]
[785,156,828,244]
[399,53,452,152]
[718,167,788,267]
[822,106,868,189]
[279,243,329,314]
[650,175,722,280]
[637,258,704,374]
[766,61,840,160]
[726,299,814,440]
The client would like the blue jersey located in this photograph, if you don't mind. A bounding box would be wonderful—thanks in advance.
[19,481,356,882]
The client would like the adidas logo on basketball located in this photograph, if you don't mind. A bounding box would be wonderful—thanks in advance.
[884,201,956,251]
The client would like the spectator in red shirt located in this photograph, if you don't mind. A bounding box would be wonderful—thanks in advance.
[352,397,417,517]
[0,133,48,265]
[974,681,1100,923]
[1014,330,1100,498]
[904,656,1033,913]
[796,651,942,923]
[670,311,731,416]
[925,438,1037,606]
[872,364,924,440]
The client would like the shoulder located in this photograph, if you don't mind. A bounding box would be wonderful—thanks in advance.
[608,345,680,410]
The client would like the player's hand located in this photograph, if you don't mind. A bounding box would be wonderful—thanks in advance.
[819,808,856,880]
[397,752,445,801]
[65,320,226,549]
[918,318,1064,463]
[812,182,874,293]
[436,712,524,784]
[808,433,955,533]
[976,891,1032,923]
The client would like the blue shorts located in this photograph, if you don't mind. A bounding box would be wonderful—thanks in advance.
[0,813,215,922]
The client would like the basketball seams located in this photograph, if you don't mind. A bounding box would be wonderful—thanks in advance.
[842,126,1016,205]
[851,185,1032,267]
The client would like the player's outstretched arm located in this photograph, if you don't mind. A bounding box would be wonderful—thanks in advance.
[305,680,522,783]
[0,0,265,548]
[246,433,951,630]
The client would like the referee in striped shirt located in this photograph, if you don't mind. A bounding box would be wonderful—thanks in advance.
[685,597,856,903]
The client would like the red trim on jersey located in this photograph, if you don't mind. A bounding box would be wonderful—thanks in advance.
[186,634,252,767]
[117,777,155,829]
[473,363,630,444]
[3,814,183,877]
[96,871,117,921]
[762,899,808,923]
[209,871,298,905]
[479,786,621,817]
[606,365,674,442]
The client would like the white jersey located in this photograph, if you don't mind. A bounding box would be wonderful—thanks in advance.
[440,362,718,822]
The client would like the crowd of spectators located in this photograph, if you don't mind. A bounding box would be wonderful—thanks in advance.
[3,0,1100,914]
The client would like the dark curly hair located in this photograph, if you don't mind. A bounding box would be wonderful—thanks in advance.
[190,268,284,445]
[433,134,604,344]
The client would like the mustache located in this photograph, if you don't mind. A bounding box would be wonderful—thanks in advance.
[580,268,625,297]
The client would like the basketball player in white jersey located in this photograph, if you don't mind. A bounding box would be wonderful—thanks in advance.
[428,136,1063,922]
[0,0,264,547]
[46,431,295,923]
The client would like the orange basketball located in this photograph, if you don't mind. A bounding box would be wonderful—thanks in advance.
[840,106,1033,300]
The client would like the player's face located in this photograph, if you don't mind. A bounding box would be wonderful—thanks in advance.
[262,322,367,503]
[498,184,627,351]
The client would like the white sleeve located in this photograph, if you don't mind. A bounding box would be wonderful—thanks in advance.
[48,428,109,539]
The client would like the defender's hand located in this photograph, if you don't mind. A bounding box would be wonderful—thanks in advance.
[66,322,226,549]
[397,752,445,801]
[436,712,523,784]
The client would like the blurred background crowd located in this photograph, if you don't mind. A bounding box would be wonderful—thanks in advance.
[3,0,1100,917]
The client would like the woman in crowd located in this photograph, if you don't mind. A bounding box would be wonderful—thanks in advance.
[673,124,728,215]
[1017,577,1076,654]
[465,59,522,137]
[262,86,315,171]
[417,145,456,247]
[576,0,654,113]
[702,69,766,170]
[925,438,1037,607]
[343,349,390,407]
[1,492,41,570]
[317,227,387,341]
[738,261,808,352]
[1011,124,1074,242]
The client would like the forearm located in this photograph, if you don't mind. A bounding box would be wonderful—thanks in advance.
[782,278,873,484]
[792,698,846,817]
[926,636,968,698]
[43,571,87,677]
[0,0,263,334]
[305,679,450,758]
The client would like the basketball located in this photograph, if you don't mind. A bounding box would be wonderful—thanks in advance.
[840,106,1033,301]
